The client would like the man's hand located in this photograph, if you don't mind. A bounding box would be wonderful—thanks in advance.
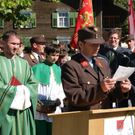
[55,98,61,106]
[120,79,131,93]
[100,79,116,92]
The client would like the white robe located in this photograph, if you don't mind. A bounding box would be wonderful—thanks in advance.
[35,67,65,122]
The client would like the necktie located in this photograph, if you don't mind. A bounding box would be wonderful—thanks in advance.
[92,58,98,75]
[38,55,41,63]
[110,52,114,62]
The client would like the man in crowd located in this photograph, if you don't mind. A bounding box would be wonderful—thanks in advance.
[0,30,38,135]
[56,42,70,67]
[23,35,46,67]
[56,46,68,67]
[16,38,25,57]
[99,29,132,77]
[99,29,132,108]
[124,34,135,52]
[61,26,131,111]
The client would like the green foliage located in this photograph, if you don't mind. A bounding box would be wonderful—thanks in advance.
[49,0,61,2]
[20,35,31,47]
[114,0,135,37]
[0,0,34,28]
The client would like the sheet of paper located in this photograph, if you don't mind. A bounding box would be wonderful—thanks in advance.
[112,66,135,81]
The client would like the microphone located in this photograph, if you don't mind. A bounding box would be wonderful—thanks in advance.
[100,43,130,66]
[100,43,128,58]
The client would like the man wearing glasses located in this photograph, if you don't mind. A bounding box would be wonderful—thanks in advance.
[23,35,46,67]
[99,29,132,108]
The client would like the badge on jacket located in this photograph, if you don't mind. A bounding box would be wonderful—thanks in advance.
[80,58,88,67]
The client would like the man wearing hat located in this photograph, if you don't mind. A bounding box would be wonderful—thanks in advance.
[61,26,131,111]
[16,38,25,57]
[23,35,46,67]
[124,34,135,52]
[56,46,68,67]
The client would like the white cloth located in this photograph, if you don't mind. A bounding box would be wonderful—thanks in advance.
[20,52,24,57]
[10,85,31,110]
[131,47,135,52]
[35,68,65,122]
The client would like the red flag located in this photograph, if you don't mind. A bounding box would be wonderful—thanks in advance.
[70,0,94,49]
[128,0,135,39]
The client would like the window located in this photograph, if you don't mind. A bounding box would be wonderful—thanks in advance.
[0,18,4,28]
[103,16,120,28]
[58,11,69,28]
[52,12,78,28]
[14,11,36,29]
[20,12,31,28]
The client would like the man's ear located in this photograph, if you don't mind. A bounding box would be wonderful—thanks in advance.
[33,43,37,48]
[78,41,83,49]
[2,40,5,46]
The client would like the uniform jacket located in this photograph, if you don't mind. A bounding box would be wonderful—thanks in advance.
[99,45,132,77]
[23,53,45,67]
[61,53,128,111]
[128,53,135,106]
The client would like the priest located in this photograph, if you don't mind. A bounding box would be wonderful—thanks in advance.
[0,30,38,135]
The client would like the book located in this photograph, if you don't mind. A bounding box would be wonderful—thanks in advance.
[9,76,22,86]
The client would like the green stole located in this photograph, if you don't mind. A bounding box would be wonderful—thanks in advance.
[32,60,61,85]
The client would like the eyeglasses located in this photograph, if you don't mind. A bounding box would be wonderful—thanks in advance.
[109,37,119,40]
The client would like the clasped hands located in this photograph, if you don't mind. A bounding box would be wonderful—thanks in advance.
[100,78,131,93]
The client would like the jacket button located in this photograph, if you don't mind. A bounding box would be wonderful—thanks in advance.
[100,101,102,104]
[87,81,90,84]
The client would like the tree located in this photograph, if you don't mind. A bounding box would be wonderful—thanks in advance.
[114,0,135,38]
[0,0,61,28]
[0,0,35,28]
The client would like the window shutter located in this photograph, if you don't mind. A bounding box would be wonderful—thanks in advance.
[69,12,78,27]
[93,12,96,26]
[52,13,57,28]
[0,18,4,28]
[31,13,36,28]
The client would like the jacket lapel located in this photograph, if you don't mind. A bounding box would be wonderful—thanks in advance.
[29,54,39,64]
[79,56,98,79]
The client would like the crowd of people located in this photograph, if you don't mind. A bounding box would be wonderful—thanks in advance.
[0,26,135,135]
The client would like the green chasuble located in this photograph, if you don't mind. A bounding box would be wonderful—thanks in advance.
[0,52,38,135]
[32,60,61,85]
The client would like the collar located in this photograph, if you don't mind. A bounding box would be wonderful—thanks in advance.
[20,52,24,57]
[81,52,93,67]
[112,46,118,50]
[31,51,38,60]
[131,47,135,52]
[32,61,61,85]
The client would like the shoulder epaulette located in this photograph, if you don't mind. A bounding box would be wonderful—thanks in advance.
[97,56,108,63]
[29,54,35,60]
[95,58,102,67]
[40,54,45,60]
